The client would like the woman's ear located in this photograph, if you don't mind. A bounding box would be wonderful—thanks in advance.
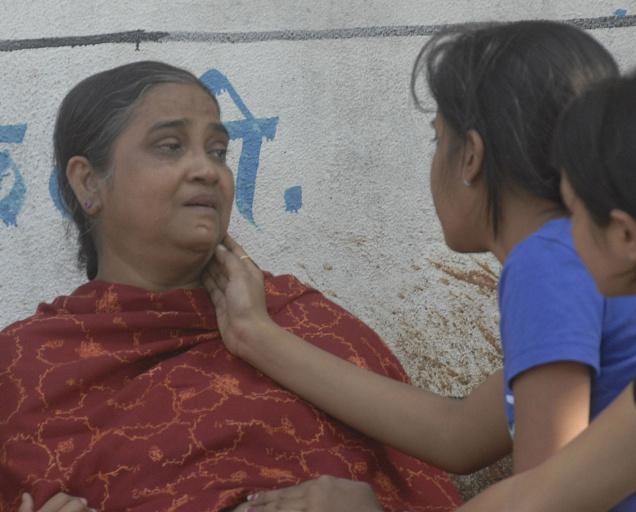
[461,129,485,186]
[66,156,103,215]
[607,209,636,264]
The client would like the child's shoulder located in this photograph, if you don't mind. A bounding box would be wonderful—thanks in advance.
[506,217,578,269]
[501,217,596,297]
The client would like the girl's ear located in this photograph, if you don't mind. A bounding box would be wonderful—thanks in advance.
[66,156,103,215]
[607,209,636,264]
[461,129,485,186]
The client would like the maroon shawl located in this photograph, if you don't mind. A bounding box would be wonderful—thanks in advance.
[0,274,461,511]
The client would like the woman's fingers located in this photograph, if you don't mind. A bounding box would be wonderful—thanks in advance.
[19,493,34,512]
[57,497,93,512]
[248,486,305,505]
[33,492,95,512]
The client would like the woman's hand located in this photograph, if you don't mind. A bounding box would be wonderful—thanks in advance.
[243,476,384,512]
[19,492,96,512]
[203,235,272,356]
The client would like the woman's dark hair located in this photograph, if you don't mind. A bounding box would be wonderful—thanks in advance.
[553,72,636,226]
[411,20,619,235]
[54,61,219,280]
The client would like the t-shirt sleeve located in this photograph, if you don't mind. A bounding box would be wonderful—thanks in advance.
[500,235,604,390]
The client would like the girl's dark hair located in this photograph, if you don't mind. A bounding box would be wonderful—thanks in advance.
[411,20,619,235]
[54,61,218,280]
[553,72,636,226]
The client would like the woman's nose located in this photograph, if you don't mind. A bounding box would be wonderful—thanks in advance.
[188,150,221,182]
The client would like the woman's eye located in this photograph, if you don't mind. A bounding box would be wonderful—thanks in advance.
[157,141,182,154]
[208,148,228,162]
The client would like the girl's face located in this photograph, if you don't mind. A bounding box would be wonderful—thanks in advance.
[561,175,636,296]
[429,113,490,253]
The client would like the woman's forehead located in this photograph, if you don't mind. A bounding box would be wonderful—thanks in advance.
[131,82,220,125]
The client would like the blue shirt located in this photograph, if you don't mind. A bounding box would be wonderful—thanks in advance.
[499,218,636,512]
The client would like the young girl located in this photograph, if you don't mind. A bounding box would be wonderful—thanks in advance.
[458,70,636,512]
[205,22,636,511]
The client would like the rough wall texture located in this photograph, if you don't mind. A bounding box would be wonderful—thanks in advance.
[1,0,635,499]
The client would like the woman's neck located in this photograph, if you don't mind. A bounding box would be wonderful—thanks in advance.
[489,191,565,265]
[94,245,212,291]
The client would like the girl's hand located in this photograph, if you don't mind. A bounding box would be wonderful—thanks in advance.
[203,235,272,357]
[19,492,96,512]
[244,476,384,512]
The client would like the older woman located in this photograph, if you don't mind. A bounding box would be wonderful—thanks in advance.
[0,61,460,512]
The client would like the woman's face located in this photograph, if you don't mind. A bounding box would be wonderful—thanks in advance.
[561,175,633,296]
[95,82,234,273]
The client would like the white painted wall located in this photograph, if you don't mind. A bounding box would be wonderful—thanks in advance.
[1,0,634,446]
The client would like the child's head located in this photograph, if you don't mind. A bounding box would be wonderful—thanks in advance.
[554,73,636,296]
[412,21,618,251]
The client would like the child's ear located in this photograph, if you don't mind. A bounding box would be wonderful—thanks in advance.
[608,209,636,263]
[461,129,484,186]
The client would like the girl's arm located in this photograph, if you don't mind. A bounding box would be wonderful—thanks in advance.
[459,381,636,511]
[204,239,511,473]
[511,361,591,472]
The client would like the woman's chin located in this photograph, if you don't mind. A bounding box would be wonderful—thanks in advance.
[178,230,224,256]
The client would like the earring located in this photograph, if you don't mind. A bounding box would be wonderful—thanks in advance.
[84,200,93,210]
[463,179,472,187]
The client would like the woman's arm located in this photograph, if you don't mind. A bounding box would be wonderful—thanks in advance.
[511,361,591,472]
[204,239,511,473]
[459,381,636,511]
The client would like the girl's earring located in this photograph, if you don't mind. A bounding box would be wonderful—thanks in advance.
[84,200,93,211]
[463,179,472,187]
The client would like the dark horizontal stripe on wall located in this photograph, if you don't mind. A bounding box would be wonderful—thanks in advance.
[0,30,169,52]
[1,14,635,52]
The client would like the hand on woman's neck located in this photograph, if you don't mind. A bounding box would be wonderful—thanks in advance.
[489,191,565,265]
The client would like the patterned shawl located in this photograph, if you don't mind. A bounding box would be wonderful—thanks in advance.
[0,274,461,511]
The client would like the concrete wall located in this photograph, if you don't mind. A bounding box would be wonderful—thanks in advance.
[2,0,635,496]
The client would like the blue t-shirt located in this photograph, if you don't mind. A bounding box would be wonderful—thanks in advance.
[500,218,636,512]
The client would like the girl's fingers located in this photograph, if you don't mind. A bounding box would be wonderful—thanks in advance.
[221,237,261,271]
[215,244,244,275]
[221,234,243,254]
[209,286,225,309]
[201,271,216,292]
[249,508,302,512]
[208,265,229,291]
[214,244,262,284]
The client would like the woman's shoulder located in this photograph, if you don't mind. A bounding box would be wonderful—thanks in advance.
[264,272,336,313]
[0,280,116,336]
